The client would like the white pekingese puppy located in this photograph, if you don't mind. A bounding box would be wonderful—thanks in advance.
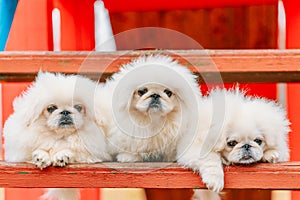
[95,55,201,162]
[4,72,112,199]
[177,88,290,194]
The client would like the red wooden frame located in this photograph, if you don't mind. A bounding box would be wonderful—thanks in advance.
[0,50,300,83]
[0,162,299,189]
[0,50,299,194]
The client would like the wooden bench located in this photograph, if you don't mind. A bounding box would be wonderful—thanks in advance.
[0,49,300,190]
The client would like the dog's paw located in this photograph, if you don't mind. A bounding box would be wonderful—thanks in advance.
[52,150,74,167]
[32,150,51,169]
[201,170,224,192]
[116,153,141,162]
[263,149,280,163]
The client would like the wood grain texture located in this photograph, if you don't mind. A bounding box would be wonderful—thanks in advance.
[110,5,277,49]
[1,50,300,83]
[0,161,299,189]
[104,0,277,13]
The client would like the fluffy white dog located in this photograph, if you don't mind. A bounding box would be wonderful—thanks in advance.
[4,72,112,199]
[177,88,290,194]
[95,55,201,162]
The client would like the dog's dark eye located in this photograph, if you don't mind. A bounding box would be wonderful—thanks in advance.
[164,89,173,97]
[254,139,262,145]
[227,140,238,147]
[74,104,83,112]
[47,104,58,113]
[137,88,148,96]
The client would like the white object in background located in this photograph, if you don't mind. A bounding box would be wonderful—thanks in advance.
[52,8,61,51]
[274,2,289,200]
[94,0,116,51]
[278,0,286,50]
[277,0,287,109]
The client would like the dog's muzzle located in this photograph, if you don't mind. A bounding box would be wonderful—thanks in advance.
[240,144,253,160]
[149,94,162,109]
[58,110,74,127]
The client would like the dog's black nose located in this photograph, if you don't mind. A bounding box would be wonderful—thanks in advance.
[151,94,160,100]
[243,144,251,150]
[60,110,71,116]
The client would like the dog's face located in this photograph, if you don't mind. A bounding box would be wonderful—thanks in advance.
[11,72,100,135]
[130,83,178,116]
[43,102,85,132]
[221,121,265,164]
[209,89,290,165]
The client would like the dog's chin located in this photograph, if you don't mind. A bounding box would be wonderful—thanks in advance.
[148,103,163,113]
[135,101,174,116]
[58,122,75,129]
[225,149,263,165]
[235,157,257,164]
[47,123,77,134]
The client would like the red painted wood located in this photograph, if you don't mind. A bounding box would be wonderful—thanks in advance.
[0,162,298,189]
[284,0,300,198]
[0,50,300,198]
[0,50,300,83]
[103,0,277,13]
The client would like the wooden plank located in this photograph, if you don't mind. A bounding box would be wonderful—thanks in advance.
[104,0,277,13]
[1,50,300,83]
[0,161,299,189]
[110,5,277,50]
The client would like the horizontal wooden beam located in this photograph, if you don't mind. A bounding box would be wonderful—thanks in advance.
[105,0,277,13]
[1,50,300,83]
[0,161,299,189]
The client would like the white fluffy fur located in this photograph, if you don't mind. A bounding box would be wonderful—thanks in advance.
[95,55,201,162]
[4,72,112,200]
[177,88,290,193]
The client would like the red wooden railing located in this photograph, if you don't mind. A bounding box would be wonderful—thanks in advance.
[0,50,299,192]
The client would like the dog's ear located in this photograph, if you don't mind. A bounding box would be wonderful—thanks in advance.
[13,93,44,127]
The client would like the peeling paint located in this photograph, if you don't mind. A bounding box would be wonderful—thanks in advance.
[18,172,29,174]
